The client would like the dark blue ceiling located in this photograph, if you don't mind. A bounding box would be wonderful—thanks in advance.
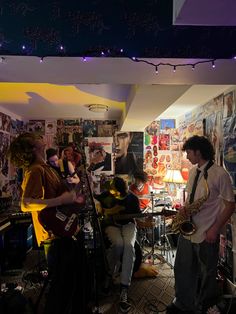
[0,0,235,58]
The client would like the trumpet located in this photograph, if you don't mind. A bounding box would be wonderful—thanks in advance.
[171,179,209,236]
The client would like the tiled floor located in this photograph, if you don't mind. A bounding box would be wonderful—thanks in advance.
[1,247,175,314]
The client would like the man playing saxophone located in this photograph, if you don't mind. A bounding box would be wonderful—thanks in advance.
[167,135,235,314]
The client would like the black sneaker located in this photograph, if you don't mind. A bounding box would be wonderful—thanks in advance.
[119,288,131,313]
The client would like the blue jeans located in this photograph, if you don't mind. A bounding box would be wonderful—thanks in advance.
[174,235,220,312]
[105,223,137,286]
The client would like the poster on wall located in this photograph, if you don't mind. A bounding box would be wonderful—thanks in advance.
[97,120,117,137]
[27,120,45,135]
[160,119,175,130]
[11,119,24,134]
[56,119,83,148]
[114,131,143,175]
[159,134,170,150]
[45,120,57,135]
[0,112,11,132]
[83,120,97,137]
[0,132,10,188]
[223,115,236,189]
[145,120,160,136]
[223,91,236,118]
[86,137,113,175]
[205,111,223,166]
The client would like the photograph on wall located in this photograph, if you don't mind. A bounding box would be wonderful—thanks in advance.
[97,120,117,137]
[56,119,83,148]
[145,120,160,136]
[158,134,170,150]
[0,112,11,133]
[205,111,223,166]
[45,120,57,135]
[160,119,175,130]
[86,137,113,175]
[11,119,24,135]
[27,120,45,135]
[223,116,236,189]
[83,120,97,137]
[114,131,143,175]
[169,129,182,151]
[223,91,235,118]
[213,94,224,113]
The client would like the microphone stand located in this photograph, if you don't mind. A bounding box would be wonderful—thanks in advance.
[79,148,106,314]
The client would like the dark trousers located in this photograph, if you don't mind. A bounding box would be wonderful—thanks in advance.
[174,235,220,312]
[44,235,91,314]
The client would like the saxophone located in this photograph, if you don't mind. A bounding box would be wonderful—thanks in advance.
[171,179,209,236]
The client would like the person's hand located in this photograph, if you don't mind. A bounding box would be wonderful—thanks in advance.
[74,193,86,205]
[205,225,219,243]
[59,191,77,205]
[23,198,35,206]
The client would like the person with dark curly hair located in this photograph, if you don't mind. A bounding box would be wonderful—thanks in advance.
[8,132,92,314]
[167,135,235,314]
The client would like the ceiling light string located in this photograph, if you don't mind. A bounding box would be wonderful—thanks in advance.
[1,46,236,71]
[130,57,217,73]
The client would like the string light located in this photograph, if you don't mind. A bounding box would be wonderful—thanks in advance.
[130,56,219,74]
[2,46,236,75]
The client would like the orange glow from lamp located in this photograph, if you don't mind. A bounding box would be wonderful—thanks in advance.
[163,169,186,203]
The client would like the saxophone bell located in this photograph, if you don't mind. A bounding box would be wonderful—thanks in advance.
[179,220,196,236]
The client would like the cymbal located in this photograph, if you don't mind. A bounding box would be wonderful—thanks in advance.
[143,208,177,216]
[136,193,164,199]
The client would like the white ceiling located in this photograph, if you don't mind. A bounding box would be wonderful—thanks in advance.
[0,56,235,131]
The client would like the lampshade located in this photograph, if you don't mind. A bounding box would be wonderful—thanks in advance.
[163,169,185,184]
[88,104,108,112]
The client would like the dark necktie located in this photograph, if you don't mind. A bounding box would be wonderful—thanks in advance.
[189,169,201,204]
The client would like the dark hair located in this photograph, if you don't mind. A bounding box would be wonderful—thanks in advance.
[112,177,127,196]
[8,132,40,168]
[133,171,148,183]
[89,142,104,153]
[182,135,215,161]
[46,148,57,160]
